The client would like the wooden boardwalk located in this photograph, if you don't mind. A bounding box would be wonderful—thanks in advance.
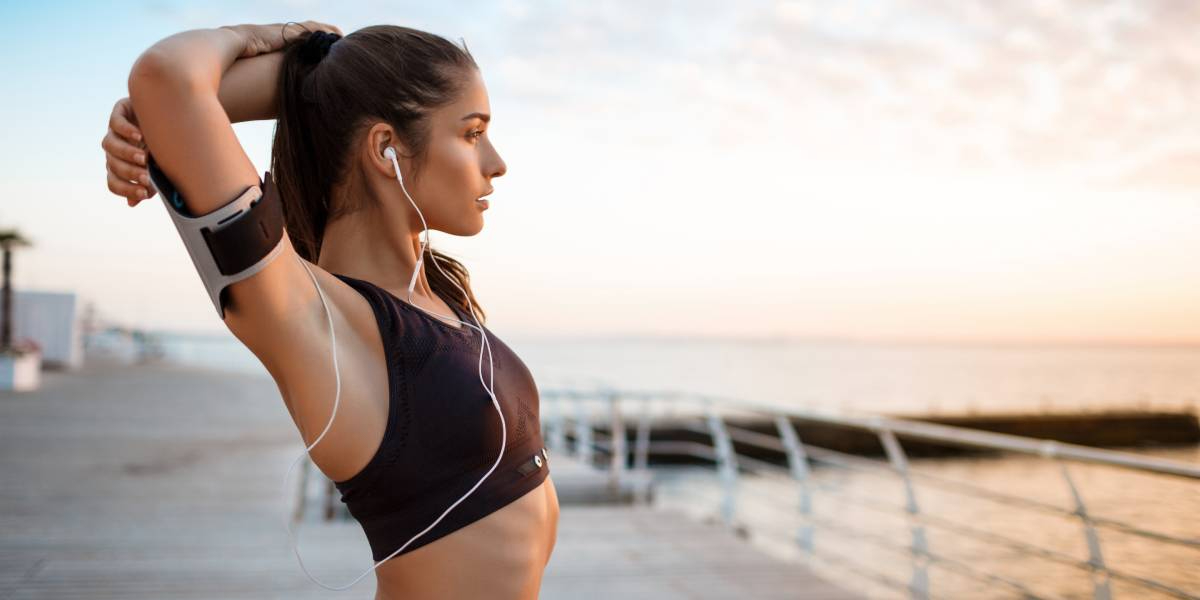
[540,505,858,599]
[0,358,860,599]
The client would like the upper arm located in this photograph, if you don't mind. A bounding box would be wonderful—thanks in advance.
[126,51,327,379]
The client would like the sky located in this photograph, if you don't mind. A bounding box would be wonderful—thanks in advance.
[3,0,1200,343]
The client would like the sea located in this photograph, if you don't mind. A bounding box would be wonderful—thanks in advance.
[89,329,1200,599]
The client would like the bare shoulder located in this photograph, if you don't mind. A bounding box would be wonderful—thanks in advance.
[225,249,379,408]
[126,40,391,474]
[228,254,392,476]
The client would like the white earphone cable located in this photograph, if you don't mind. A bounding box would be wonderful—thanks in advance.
[282,147,504,591]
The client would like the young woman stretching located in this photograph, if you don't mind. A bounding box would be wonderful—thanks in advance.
[101,21,559,599]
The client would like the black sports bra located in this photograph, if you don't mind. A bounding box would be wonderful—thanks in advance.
[329,273,550,561]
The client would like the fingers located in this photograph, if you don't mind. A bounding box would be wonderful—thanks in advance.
[290,20,342,37]
[106,154,148,188]
[279,22,310,46]
[103,143,157,206]
[107,168,150,207]
[101,128,153,196]
[309,20,342,36]
[101,128,146,170]
[104,96,156,207]
[109,98,143,143]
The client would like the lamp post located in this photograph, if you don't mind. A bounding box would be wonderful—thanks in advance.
[0,229,31,351]
[0,229,37,391]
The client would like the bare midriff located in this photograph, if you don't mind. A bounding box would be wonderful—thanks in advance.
[372,475,560,600]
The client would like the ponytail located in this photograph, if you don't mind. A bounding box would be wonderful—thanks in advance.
[272,30,335,263]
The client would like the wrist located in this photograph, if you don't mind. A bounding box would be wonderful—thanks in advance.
[214,25,248,60]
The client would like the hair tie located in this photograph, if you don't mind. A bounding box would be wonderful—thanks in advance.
[299,30,341,65]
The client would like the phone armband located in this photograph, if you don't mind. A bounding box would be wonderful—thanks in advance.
[147,156,286,319]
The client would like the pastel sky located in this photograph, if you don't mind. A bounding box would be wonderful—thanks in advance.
[4,0,1199,342]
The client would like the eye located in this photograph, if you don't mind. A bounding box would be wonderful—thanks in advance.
[467,129,484,142]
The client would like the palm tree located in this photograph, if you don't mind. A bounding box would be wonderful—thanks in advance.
[0,229,32,352]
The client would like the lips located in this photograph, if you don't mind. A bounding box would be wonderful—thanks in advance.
[476,189,493,209]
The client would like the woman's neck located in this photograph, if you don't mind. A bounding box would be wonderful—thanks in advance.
[316,210,433,299]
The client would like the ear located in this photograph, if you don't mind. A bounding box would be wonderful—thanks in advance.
[363,122,408,179]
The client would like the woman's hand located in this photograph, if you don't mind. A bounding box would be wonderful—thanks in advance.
[108,21,341,207]
[102,97,153,207]
[220,21,342,59]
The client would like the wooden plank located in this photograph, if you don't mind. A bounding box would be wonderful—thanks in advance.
[541,505,862,599]
[0,360,374,600]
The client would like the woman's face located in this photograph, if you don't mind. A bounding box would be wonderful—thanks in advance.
[405,68,506,237]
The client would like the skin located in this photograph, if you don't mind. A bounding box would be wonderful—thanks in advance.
[320,66,503,305]
[110,23,558,600]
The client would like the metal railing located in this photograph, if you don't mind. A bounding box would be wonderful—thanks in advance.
[540,386,1200,600]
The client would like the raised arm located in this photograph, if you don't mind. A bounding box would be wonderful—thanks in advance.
[124,21,341,375]
[127,24,304,214]
[103,50,285,206]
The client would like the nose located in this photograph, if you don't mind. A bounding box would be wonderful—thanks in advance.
[487,140,507,179]
[491,153,507,179]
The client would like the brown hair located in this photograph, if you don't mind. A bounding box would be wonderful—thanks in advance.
[272,25,486,322]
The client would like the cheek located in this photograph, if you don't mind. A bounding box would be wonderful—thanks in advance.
[431,140,480,186]
[452,143,482,174]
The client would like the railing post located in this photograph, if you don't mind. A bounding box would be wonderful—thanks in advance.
[1059,462,1112,600]
[608,390,626,496]
[634,395,653,506]
[547,393,568,455]
[293,455,311,523]
[878,428,930,600]
[574,391,593,466]
[322,477,337,521]
[775,415,814,555]
[706,401,739,526]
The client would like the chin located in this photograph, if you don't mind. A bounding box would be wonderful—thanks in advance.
[443,218,485,237]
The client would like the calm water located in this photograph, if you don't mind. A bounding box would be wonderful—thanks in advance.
[120,330,1200,417]
[99,330,1200,598]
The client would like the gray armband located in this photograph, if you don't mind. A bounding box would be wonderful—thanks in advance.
[147,156,286,319]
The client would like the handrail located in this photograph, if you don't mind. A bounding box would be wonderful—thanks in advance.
[604,388,1200,480]
[581,422,1200,554]
[541,386,1200,600]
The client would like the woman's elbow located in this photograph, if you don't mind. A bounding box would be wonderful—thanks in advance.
[127,48,201,113]
[128,48,171,95]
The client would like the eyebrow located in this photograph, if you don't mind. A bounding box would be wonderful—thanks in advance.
[461,112,491,123]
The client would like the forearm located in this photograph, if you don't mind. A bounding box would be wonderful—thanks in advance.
[130,26,280,123]
[219,52,283,123]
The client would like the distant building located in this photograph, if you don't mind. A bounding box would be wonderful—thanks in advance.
[13,290,83,370]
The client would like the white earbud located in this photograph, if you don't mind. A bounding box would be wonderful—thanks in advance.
[383,147,403,183]
[382,146,423,294]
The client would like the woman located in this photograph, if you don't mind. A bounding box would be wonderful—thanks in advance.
[100,21,559,599]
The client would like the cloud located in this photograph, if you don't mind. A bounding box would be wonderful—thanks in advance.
[474,0,1199,185]
[728,0,1200,180]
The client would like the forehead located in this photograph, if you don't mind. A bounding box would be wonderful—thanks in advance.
[437,69,490,123]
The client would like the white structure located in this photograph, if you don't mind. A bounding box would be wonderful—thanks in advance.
[12,290,83,370]
[0,352,40,391]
